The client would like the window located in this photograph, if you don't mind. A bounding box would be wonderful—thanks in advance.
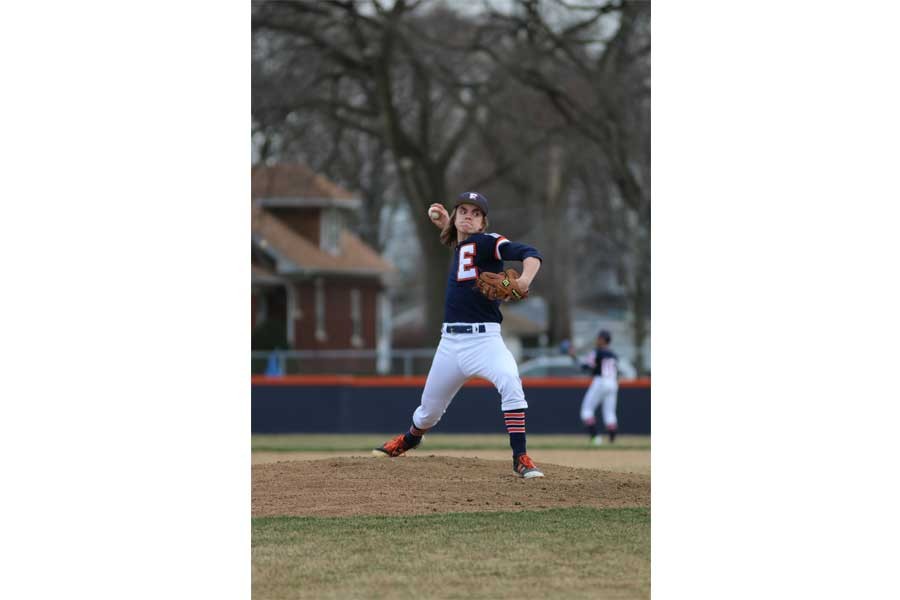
[350,288,363,348]
[320,209,342,256]
[375,292,391,374]
[286,286,301,346]
[315,278,326,342]
[254,293,268,329]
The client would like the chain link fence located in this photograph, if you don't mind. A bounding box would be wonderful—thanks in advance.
[251,347,562,376]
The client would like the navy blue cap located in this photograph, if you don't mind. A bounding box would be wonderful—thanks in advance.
[455,191,489,215]
[597,330,611,343]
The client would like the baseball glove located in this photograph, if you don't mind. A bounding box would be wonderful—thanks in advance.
[476,269,529,302]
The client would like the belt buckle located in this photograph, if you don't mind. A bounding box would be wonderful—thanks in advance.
[446,324,485,334]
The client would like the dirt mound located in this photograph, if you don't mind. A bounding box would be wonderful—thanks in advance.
[252,456,650,517]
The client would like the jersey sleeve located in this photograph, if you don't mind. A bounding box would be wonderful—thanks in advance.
[484,232,543,262]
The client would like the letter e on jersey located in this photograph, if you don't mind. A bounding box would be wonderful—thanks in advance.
[457,243,477,281]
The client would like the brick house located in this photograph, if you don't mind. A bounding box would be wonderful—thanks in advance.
[251,163,395,372]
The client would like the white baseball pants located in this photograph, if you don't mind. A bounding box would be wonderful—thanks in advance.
[412,323,528,430]
[579,376,618,428]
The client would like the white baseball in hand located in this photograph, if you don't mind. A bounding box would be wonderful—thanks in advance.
[429,208,441,220]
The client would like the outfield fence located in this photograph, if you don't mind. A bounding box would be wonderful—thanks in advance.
[251,375,651,434]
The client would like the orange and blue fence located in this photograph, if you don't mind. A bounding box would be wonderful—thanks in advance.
[252,375,651,434]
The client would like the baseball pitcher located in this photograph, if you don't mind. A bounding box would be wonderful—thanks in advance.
[373,191,545,478]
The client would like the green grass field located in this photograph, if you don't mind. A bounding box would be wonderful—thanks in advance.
[252,433,650,599]
[251,433,651,452]
[253,507,650,600]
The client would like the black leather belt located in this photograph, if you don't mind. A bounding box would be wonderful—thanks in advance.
[445,324,486,334]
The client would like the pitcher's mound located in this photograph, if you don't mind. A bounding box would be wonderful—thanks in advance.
[253,456,650,517]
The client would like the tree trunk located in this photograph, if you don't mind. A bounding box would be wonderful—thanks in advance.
[421,237,450,346]
[630,286,648,375]
[628,234,650,375]
[400,165,451,346]
[544,146,572,346]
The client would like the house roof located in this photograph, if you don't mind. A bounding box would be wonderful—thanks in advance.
[251,205,395,277]
[252,163,362,209]
[251,264,284,286]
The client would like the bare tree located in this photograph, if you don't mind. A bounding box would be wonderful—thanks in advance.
[252,0,563,341]
[474,0,651,370]
[251,0,650,363]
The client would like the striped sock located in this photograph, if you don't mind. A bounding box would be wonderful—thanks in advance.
[504,409,527,458]
[403,424,427,448]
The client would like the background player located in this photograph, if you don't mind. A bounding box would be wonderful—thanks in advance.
[579,329,620,445]
[373,192,545,478]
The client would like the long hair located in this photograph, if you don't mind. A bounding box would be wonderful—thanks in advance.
[440,207,489,247]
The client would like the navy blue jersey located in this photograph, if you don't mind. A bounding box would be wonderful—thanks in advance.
[444,232,542,323]
[585,348,619,379]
